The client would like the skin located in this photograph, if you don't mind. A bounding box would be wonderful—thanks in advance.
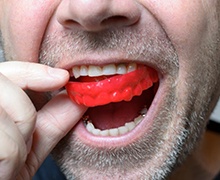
[169,130,220,180]
[0,0,220,179]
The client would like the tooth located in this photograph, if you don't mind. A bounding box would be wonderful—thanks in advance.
[92,128,101,135]
[140,107,147,116]
[134,116,143,125]
[125,122,136,131]
[127,63,137,73]
[71,63,138,78]
[118,126,129,135]
[116,64,127,74]
[85,112,145,136]
[100,129,109,136]
[86,122,95,133]
[88,65,102,77]
[73,66,80,79]
[109,128,119,136]
[80,65,88,76]
[103,64,117,75]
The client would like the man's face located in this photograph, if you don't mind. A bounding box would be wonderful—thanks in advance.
[1,0,220,179]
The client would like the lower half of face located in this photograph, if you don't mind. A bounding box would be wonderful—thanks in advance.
[48,31,220,179]
[1,1,220,179]
[52,77,218,179]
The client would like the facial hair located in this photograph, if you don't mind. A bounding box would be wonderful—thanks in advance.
[0,8,219,178]
[39,26,219,179]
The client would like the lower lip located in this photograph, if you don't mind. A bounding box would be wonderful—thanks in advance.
[71,82,162,148]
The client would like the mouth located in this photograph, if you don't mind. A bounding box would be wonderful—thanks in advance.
[65,62,160,147]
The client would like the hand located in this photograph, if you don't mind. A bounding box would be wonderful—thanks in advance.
[0,61,87,180]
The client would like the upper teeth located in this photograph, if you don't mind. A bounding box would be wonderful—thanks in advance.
[72,63,137,79]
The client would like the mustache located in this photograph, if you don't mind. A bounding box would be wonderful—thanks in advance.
[39,28,179,73]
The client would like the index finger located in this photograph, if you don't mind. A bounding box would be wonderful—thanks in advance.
[0,61,69,91]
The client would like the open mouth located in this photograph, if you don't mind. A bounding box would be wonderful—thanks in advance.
[66,63,159,142]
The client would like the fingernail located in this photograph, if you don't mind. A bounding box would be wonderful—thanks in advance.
[48,68,69,79]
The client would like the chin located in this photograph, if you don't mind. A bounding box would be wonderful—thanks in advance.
[51,63,210,180]
[42,29,220,180]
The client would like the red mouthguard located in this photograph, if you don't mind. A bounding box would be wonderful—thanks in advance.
[66,66,158,107]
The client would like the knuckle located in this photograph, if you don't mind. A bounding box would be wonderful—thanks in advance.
[17,105,37,124]
[38,109,65,136]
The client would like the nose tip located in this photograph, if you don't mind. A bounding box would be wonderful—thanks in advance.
[56,0,141,31]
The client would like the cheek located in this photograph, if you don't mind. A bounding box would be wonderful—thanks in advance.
[142,0,219,72]
[1,0,61,62]
[143,1,209,50]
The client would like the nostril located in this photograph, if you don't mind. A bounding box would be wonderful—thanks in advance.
[64,16,131,30]
[64,19,80,29]
[56,1,141,31]
[101,16,129,26]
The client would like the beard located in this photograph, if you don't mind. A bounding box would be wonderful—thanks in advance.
[37,26,220,179]
[0,7,219,178]
[51,90,207,180]
[0,22,219,178]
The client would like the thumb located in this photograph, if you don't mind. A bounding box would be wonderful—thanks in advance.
[26,91,87,174]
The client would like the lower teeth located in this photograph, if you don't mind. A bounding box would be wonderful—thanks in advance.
[84,107,147,137]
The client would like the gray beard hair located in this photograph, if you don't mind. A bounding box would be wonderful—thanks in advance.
[0,22,215,178]
[52,90,206,180]
[38,28,219,179]
[39,28,179,76]
[39,29,206,179]
[0,17,219,179]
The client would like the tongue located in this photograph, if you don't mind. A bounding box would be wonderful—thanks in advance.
[86,88,154,130]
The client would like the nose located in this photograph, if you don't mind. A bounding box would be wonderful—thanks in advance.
[56,0,141,31]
